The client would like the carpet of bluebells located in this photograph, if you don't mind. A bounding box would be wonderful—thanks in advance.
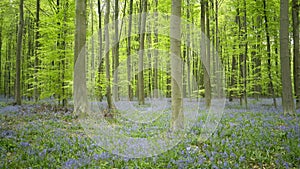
[0,98,299,168]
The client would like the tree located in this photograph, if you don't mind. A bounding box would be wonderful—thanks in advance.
[113,0,120,101]
[105,0,113,109]
[153,0,159,98]
[97,0,104,101]
[170,0,183,131]
[15,0,24,105]
[292,0,300,109]
[263,0,277,108]
[34,0,40,102]
[127,0,133,101]
[242,0,248,108]
[74,0,87,112]
[138,0,147,105]
[280,0,295,115]
[201,0,211,108]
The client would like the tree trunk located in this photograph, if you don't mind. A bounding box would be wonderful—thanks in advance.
[280,0,295,115]
[201,0,210,108]
[74,0,87,112]
[205,0,211,108]
[0,18,2,95]
[292,0,300,109]
[113,0,120,101]
[90,0,95,81]
[62,1,68,106]
[127,0,133,101]
[243,0,248,108]
[97,0,104,101]
[263,0,277,108]
[138,0,147,105]
[153,0,159,98]
[105,0,113,109]
[147,21,152,98]
[16,0,24,105]
[171,0,183,131]
[34,0,40,102]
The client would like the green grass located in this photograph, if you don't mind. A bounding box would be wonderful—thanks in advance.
[0,101,299,168]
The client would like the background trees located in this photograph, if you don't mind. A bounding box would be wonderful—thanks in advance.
[0,0,299,113]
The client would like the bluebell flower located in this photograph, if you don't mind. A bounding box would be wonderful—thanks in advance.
[283,161,289,169]
[239,156,245,162]
[100,152,110,160]
[39,149,47,157]
[64,159,78,168]
[20,142,30,147]
[93,154,100,160]
[1,130,14,138]
[212,164,218,169]
[230,152,236,158]
[198,156,206,165]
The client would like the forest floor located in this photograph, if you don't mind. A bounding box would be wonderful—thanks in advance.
[0,98,299,168]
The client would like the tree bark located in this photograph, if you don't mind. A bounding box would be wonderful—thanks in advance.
[138,0,147,105]
[280,0,296,115]
[127,0,133,101]
[34,0,40,102]
[153,0,159,98]
[292,0,300,109]
[243,0,248,108]
[201,0,210,108]
[171,0,183,131]
[97,0,104,101]
[0,17,2,95]
[74,0,87,112]
[263,0,277,108]
[113,0,120,101]
[16,0,24,105]
[105,0,113,109]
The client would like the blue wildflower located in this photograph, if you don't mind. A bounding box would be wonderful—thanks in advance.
[64,159,78,168]
[1,130,15,138]
[239,156,245,162]
[20,142,30,147]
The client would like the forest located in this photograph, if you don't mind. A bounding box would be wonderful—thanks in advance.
[0,0,299,168]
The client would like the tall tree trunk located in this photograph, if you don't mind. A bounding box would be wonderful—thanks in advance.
[62,1,68,106]
[237,7,243,106]
[90,0,95,81]
[243,0,248,108]
[105,0,113,109]
[263,0,277,108]
[171,0,183,131]
[292,0,300,109]
[16,0,24,105]
[205,0,211,107]
[127,0,133,101]
[280,0,295,115]
[97,0,104,101]
[0,18,2,95]
[147,21,152,98]
[34,0,40,102]
[74,0,87,112]
[254,10,261,100]
[153,0,159,98]
[113,0,120,101]
[138,0,147,105]
[229,50,236,102]
[201,0,210,108]
[186,0,191,99]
